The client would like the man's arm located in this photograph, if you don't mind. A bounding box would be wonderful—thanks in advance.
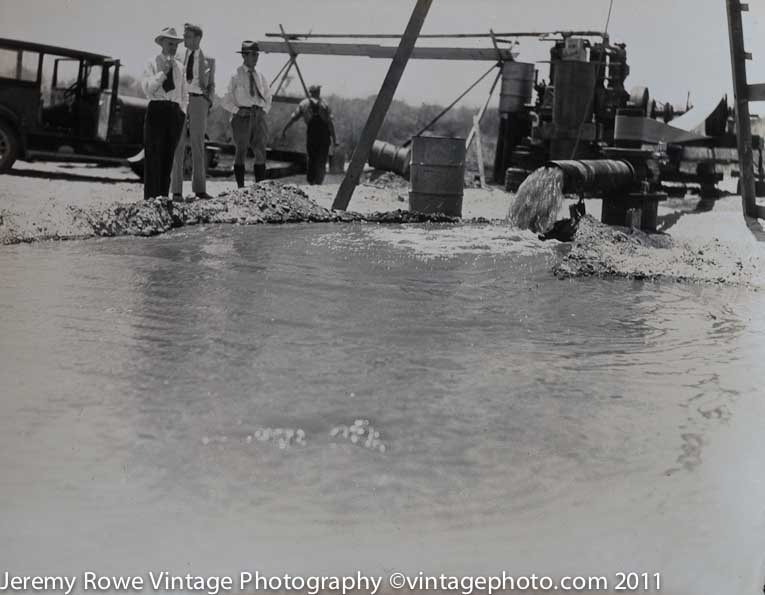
[327,106,337,144]
[260,71,273,114]
[141,57,168,97]
[220,74,238,114]
[281,105,303,137]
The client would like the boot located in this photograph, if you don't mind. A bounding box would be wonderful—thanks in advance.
[234,164,245,188]
[254,163,267,183]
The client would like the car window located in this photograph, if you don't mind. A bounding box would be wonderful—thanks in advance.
[0,48,39,81]
[54,59,80,89]
[20,51,39,82]
[0,48,19,79]
[86,63,103,90]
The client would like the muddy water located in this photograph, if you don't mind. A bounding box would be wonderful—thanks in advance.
[1,223,764,594]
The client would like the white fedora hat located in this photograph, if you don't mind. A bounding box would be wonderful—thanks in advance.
[155,26,183,46]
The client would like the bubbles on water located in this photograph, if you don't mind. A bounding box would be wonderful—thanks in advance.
[330,419,388,453]
[251,427,307,448]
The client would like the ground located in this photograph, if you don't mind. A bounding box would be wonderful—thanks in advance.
[1,160,764,286]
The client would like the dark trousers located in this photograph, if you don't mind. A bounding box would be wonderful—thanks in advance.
[143,101,185,200]
[306,127,331,185]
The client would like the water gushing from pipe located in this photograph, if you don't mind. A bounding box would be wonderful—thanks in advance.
[507,166,566,233]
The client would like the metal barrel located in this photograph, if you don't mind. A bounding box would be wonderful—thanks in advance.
[409,135,465,217]
[499,62,535,113]
[547,159,637,195]
[368,140,411,177]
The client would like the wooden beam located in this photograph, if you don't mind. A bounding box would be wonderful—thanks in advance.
[273,95,303,104]
[466,67,503,150]
[473,114,486,189]
[257,40,514,61]
[264,30,607,40]
[726,0,761,218]
[279,25,311,99]
[332,0,433,211]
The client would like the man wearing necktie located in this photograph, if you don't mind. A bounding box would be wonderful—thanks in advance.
[140,27,187,200]
[221,41,273,188]
[170,23,214,200]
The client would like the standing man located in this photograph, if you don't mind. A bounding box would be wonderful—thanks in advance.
[281,84,337,185]
[221,41,272,188]
[141,27,187,200]
[171,23,214,200]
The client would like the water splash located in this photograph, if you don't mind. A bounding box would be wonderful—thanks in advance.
[508,167,566,233]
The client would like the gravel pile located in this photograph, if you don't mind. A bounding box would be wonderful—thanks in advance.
[554,215,759,285]
[1,181,459,244]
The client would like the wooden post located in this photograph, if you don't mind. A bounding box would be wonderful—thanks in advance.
[271,59,294,96]
[270,57,293,87]
[279,24,311,99]
[725,0,764,219]
[473,114,486,188]
[332,0,434,211]
[466,66,502,150]
[405,63,497,146]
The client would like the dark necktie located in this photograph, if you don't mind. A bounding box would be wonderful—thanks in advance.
[162,61,175,92]
[186,50,194,83]
[248,69,264,100]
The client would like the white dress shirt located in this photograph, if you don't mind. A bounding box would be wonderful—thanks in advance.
[141,54,188,112]
[183,48,212,96]
[221,65,272,114]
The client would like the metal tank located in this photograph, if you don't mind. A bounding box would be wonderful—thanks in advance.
[409,135,465,217]
[499,62,535,113]
[368,140,412,177]
[550,60,599,160]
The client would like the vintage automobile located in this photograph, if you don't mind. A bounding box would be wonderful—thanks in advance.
[0,37,218,178]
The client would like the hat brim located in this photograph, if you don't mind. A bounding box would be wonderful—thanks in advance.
[155,35,183,45]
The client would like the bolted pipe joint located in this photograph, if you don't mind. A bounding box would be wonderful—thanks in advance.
[546,159,638,196]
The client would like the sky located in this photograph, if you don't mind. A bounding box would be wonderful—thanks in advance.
[1,0,764,112]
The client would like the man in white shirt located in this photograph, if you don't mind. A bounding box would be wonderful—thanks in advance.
[221,41,273,187]
[170,23,214,200]
[140,27,187,200]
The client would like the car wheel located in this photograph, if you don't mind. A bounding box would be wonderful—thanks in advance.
[0,120,20,173]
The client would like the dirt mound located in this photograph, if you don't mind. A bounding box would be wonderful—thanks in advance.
[554,215,757,285]
[0,181,459,244]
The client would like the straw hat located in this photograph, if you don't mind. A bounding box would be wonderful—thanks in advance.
[155,27,183,46]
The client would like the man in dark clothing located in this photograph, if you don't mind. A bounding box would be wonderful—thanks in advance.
[281,85,337,185]
[140,27,187,200]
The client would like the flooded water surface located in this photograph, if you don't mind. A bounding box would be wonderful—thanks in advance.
[1,223,764,593]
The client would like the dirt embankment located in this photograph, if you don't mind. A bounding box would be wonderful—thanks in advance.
[0,181,459,245]
[555,215,759,286]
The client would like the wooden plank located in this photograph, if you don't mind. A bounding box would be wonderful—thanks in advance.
[473,115,486,189]
[726,0,759,218]
[279,25,311,99]
[748,83,765,102]
[264,30,606,40]
[272,95,303,104]
[466,67,502,150]
[257,40,514,61]
[332,0,433,211]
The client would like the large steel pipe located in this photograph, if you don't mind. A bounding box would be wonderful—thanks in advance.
[546,159,638,195]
